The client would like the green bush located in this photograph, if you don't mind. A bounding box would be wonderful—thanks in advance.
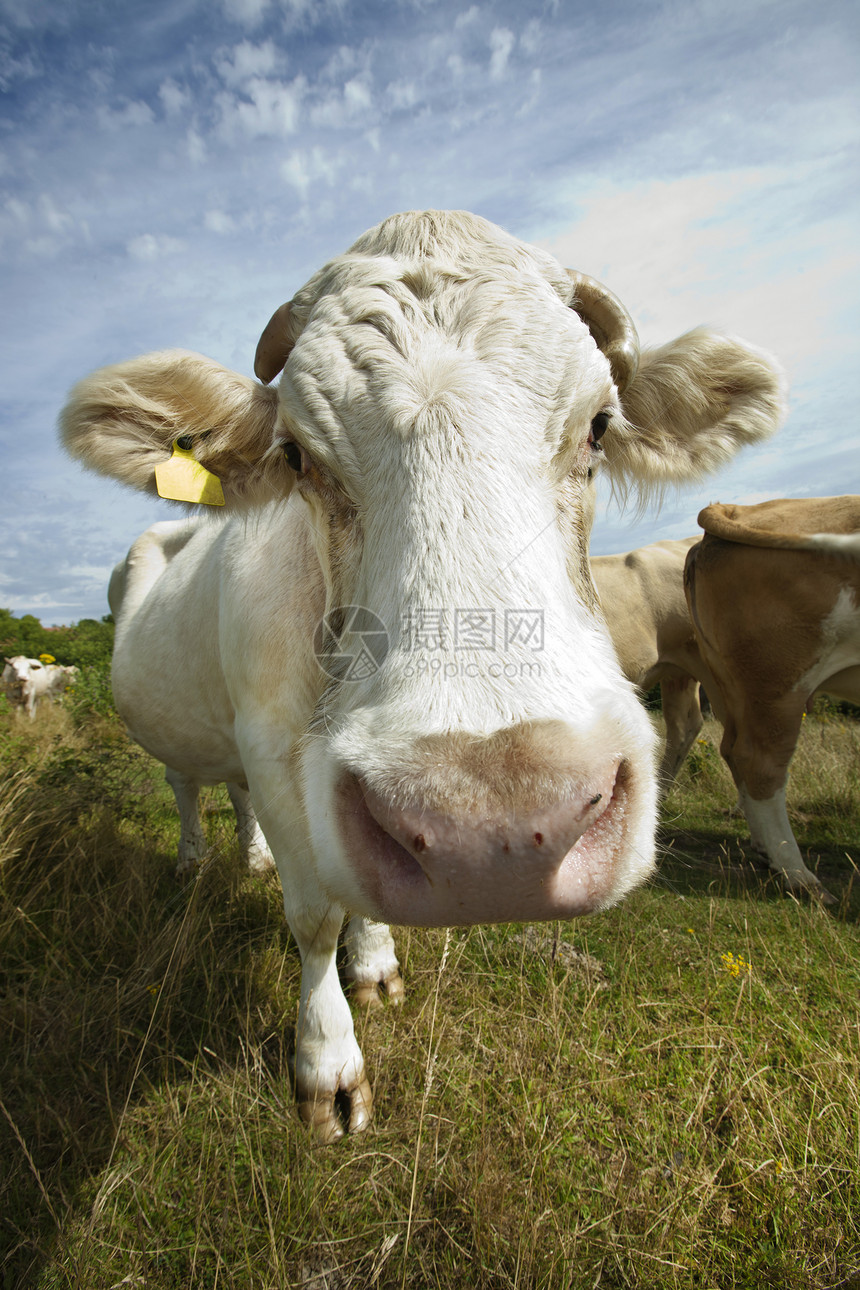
[0,607,114,669]
[65,662,117,725]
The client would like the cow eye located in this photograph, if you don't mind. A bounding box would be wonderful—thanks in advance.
[589,412,611,445]
[283,440,307,475]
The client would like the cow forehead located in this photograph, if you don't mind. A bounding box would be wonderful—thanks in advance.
[296,253,578,357]
[279,266,610,473]
[8,657,42,675]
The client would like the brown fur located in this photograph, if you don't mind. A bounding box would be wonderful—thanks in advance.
[351,720,621,815]
[685,532,860,799]
[699,495,860,547]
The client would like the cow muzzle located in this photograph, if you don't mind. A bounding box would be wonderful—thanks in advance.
[334,743,636,926]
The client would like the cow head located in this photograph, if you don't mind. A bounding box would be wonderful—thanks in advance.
[61,210,785,925]
[3,655,44,693]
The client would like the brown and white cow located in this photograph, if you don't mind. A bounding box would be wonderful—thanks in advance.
[60,210,784,1138]
[591,537,707,786]
[685,495,860,902]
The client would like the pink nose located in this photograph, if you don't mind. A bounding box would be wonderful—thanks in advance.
[365,782,608,869]
[338,762,629,927]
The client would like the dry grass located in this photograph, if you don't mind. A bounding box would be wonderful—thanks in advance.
[0,703,858,1289]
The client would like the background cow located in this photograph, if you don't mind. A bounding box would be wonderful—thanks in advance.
[107,535,276,876]
[591,537,707,787]
[61,210,785,1138]
[2,656,78,719]
[685,495,860,902]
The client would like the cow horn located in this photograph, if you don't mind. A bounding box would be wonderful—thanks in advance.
[254,302,295,385]
[566,271,639,394]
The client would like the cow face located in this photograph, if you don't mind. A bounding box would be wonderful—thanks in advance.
[262,236,652,923]
[61,210,786,927]
[3,656,44,695]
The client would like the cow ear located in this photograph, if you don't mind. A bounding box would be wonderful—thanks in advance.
[604,329,787,488]
[60,350,291,507]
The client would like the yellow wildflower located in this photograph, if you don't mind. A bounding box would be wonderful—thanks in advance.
[720,951,752,978]
[39,652,55,664]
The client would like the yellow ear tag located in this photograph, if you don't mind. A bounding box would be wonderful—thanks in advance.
[155,440,225,506]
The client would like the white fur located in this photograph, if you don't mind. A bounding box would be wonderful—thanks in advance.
[2,656,77,719]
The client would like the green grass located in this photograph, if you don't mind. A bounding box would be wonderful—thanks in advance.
[1,703,858,1289]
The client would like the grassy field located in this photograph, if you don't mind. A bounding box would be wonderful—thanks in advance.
[0,691,858,1289]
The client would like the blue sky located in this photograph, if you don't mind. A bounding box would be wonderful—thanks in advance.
[1,0,858,623]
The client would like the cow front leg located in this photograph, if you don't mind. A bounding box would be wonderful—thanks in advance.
[226,782,275,873]
[289,903,373,1142]
[720,701,835,904]
[737,784,835,904]
[241,753,375,1138]
[343,916,405,1008]
[164,766,207,875]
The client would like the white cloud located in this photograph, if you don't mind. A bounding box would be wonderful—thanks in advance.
[96,99,155,130]
[126,233,186,260]
[520,18,542,55]
[217,75,304,138]
[387,79,417,110]
[310,76,373,128]
[219,0,341,32]
[281,146,341,198]
[0,46,39,91]
[38,193,74,235]
[488,27,514,80]
[159,78,191,117]
[516,66,541,116]
[3,196,29,227]
[0,193,85,256]
[204,210,236,234]
[539,165,859,375]
[220,0,271,28]
[454,6,480,29]
[186,128,206,164]
[215,38,280,87]
[344,77,371,113]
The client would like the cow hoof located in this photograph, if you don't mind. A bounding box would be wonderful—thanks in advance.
[298,1076,374,1142]
[782,874,837,907]
[383,971,406,1004]
[352,972,406,1009]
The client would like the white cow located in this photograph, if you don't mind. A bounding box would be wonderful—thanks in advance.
[591,538,707,787]
[106,548,276,876]
[2,656,77,719]
[61,210,784,1139]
